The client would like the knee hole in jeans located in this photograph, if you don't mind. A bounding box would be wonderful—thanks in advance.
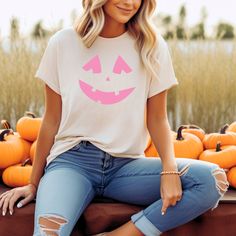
[38,214,68,236]
[211,167,229,211]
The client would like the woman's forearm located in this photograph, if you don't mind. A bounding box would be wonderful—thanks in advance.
[29,116,60,190]
[147,118,178,171]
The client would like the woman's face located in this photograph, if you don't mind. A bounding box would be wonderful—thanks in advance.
[103,0,142,24]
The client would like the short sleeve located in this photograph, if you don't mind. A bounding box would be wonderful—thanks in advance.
[147,34,178,98]
[35,35,61,95]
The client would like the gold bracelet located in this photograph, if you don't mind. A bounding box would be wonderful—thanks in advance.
[160,170,180,175]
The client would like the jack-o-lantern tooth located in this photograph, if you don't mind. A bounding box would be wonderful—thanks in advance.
[92,87,96,92]
[114,91,120,95]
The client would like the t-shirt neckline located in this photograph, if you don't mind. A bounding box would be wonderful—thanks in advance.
[97,30,129,41]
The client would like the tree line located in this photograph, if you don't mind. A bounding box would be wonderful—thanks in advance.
[5,5,236,41]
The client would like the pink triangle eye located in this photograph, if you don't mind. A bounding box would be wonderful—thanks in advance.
[83,55,101,73]
[113,56,132,74]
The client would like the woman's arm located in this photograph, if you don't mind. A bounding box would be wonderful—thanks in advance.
[29,85,62,190]
[147,90,182,215]
[146,90,177,171]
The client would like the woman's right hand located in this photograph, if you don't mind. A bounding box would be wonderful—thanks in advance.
[0,183,37,216]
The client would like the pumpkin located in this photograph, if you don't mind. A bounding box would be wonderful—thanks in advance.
[144,131,176,157]
[227,166,236,189]
[182,124,205,141]
[173,125,203,159]
[228,121,236,133]
[145,138,159,157]
[203,124,236,149]
[199,141,236,169]
[30,140,37,163]
[0,129,31,169]
[1,120,31,162]
[2,158,32,187]
[16,111,42,142]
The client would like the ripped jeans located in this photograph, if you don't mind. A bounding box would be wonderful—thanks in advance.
[33,140,229,236]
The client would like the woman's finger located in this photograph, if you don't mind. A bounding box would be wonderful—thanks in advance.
[161,198,170,215]
[2,193,13,216]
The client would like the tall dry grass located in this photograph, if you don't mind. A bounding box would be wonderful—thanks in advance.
[0,37,235,132]
[168,39,236,133]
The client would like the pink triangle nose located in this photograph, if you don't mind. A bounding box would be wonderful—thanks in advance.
[106,77,111,81]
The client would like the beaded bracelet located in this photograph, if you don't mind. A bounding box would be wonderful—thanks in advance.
[160,170,180,176]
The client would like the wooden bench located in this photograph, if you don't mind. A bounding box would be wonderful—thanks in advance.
[0,180,236,236]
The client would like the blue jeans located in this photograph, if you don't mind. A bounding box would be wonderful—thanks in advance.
[33,140,229,236]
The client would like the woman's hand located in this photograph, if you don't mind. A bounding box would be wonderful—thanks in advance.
[0,184,37,216]
[160,174,183,215]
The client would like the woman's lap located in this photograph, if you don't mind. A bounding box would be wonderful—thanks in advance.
[33,141,228,235]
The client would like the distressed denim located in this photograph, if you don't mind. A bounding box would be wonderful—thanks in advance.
[33,140,229,236]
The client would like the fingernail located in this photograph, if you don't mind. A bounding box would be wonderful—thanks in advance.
[2,211,5,216]
[17,203,22,208]
[161,211,165,215]
[10,211,12,215]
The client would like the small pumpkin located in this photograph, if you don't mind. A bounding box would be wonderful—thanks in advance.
[203,124,236,149]
[145,138,159,157]
[16,111,42,142]
[182,124,205,141]
[30,140,37,163]
[1,120,31,162]
[199,142,236,169]
[227,166,236,189]
[173,125,203,159]
[2,158,32,187]
[228,121,236,133]
[0,130,30,169]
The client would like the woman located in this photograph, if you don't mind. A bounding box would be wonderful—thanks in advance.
[0,1,229,235]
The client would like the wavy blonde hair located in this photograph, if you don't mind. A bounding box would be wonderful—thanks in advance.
[74,0,159,81]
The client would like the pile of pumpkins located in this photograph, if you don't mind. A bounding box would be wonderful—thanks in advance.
[0,112,236,189]
[145,122,236,188]
[0,112,41,187]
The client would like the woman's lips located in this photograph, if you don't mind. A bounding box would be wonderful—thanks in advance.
[116,6,133,14]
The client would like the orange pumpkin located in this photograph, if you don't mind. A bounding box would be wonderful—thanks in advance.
[173,125,203,159]
[2,158,32,187]
[228,121,236,132]
[182,124,205,141]
[145,138,159,157]
[1,120,31,162]
[199,142,236,169]
[30,140,37,163]
[203,124,236,149]
[0,130,30,169]
[16,111,42,142]
[227,166,236,188]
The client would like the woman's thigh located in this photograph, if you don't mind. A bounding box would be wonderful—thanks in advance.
[103,157,223,206]
[33,166,95,236]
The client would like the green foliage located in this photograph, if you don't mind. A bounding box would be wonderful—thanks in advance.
[216,23,235,39]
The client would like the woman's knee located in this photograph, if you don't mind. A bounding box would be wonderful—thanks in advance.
[194,163,229,210]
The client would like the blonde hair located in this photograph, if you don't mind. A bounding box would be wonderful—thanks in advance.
[74,0,159,81]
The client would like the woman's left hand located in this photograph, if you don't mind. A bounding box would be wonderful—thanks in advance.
[160,174,183,215]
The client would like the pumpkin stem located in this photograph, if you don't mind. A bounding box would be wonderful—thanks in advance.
[22,158,32,166]
[25,111,36,118]
[220,124,229,134]
[176,125,188,140]
[0,129,14,141]
[216,142,222,152]
[1,120,11,129]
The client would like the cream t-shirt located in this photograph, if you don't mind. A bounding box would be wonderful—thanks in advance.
[35,27,178,167]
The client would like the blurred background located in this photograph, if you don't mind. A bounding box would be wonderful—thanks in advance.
[0,0,235,133]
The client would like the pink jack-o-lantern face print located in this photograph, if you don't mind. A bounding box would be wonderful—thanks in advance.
[78,55,135,105]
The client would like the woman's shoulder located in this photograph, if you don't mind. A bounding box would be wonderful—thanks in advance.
[49,26,80,44]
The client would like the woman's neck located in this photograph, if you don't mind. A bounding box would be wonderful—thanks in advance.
[99,18,126,38]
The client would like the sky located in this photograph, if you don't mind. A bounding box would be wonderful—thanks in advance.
[0,0,236,38]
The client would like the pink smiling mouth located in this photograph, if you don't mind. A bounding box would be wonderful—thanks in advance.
[78,80,135,105]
